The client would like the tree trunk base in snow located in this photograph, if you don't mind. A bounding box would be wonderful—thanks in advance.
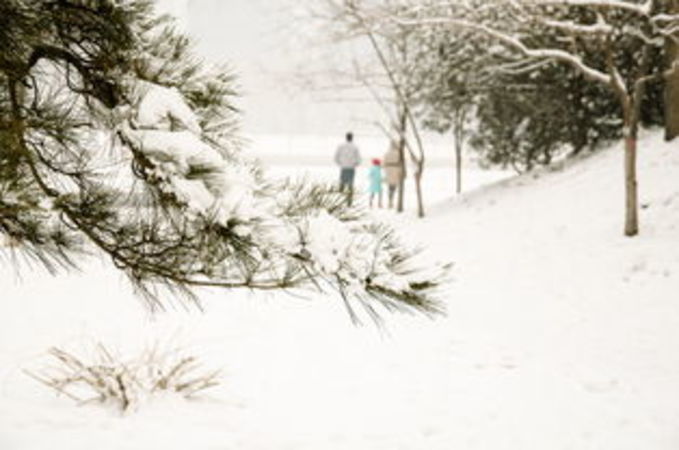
[415,171,425,218]
[624,136,639,237]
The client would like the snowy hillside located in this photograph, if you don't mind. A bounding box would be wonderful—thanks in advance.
[1,130,678,450]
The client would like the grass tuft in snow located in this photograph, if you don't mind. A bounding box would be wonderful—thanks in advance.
[24,343,220,413]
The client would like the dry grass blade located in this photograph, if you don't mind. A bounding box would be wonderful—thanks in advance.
[25,344,221,413]
[175,370,222,397]
[22,369,84,403]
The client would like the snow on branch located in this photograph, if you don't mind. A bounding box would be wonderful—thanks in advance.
[109,73,447,320]
[486,58,555,77]
[651,13,679,24]
[540,15,613,36]
[650,13,679,41]
[534,0,653,16]
[395,16,612,84]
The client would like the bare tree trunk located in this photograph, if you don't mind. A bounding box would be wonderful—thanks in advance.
[453,108,466,195]
[606,37,644,237]
[406,117,426,217]
[396,108,407,213]
[622,42,654,237]
[455,139,462,194]
[404,109,426,217]
[665,61,679,141]
[622,84,645,237]
[623,128,639,237]
[665,0,679,141]
[414,160,425,218]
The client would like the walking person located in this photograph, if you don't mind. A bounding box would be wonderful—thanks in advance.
[368,158,383,208]
[334,132,361,205]
[383,140,404,209]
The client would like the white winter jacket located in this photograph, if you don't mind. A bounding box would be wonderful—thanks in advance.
[334,142,361,168]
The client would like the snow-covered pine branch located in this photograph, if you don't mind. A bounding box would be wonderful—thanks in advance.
[0,0,448,322]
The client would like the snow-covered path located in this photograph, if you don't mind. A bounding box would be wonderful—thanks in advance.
[1,132,678,449]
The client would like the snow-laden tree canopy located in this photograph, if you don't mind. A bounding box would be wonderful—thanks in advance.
[340,0,679,236]
[0,0,448,322]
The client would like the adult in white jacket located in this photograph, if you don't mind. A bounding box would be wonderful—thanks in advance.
[334,132,361,205]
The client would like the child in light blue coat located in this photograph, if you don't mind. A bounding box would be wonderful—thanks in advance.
[368,158,383,208]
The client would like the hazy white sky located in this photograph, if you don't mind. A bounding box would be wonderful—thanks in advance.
[156,0,382,137]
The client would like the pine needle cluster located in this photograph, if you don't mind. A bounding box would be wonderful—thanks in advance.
[1,0,449,322]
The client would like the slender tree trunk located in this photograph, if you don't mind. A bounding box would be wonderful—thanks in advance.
[455,139,462,194]
[406,113,426,217]
[414,160,425,218]
[665,0,679,141]
[622,91,642,237]
[623,123,639,237]
[396,108,407,213]
[396,141,406,213]
[664,56,679,141]
[605,35,645,237]
[621,43,654,237]
[453,108,465,195]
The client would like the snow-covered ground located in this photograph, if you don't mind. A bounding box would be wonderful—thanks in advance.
[1,131,678,449]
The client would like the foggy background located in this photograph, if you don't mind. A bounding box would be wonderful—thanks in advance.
[156,0,383,137]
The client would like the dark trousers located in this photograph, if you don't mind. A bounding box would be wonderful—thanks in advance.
[387,184,398,208]
[339,168,355,205]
